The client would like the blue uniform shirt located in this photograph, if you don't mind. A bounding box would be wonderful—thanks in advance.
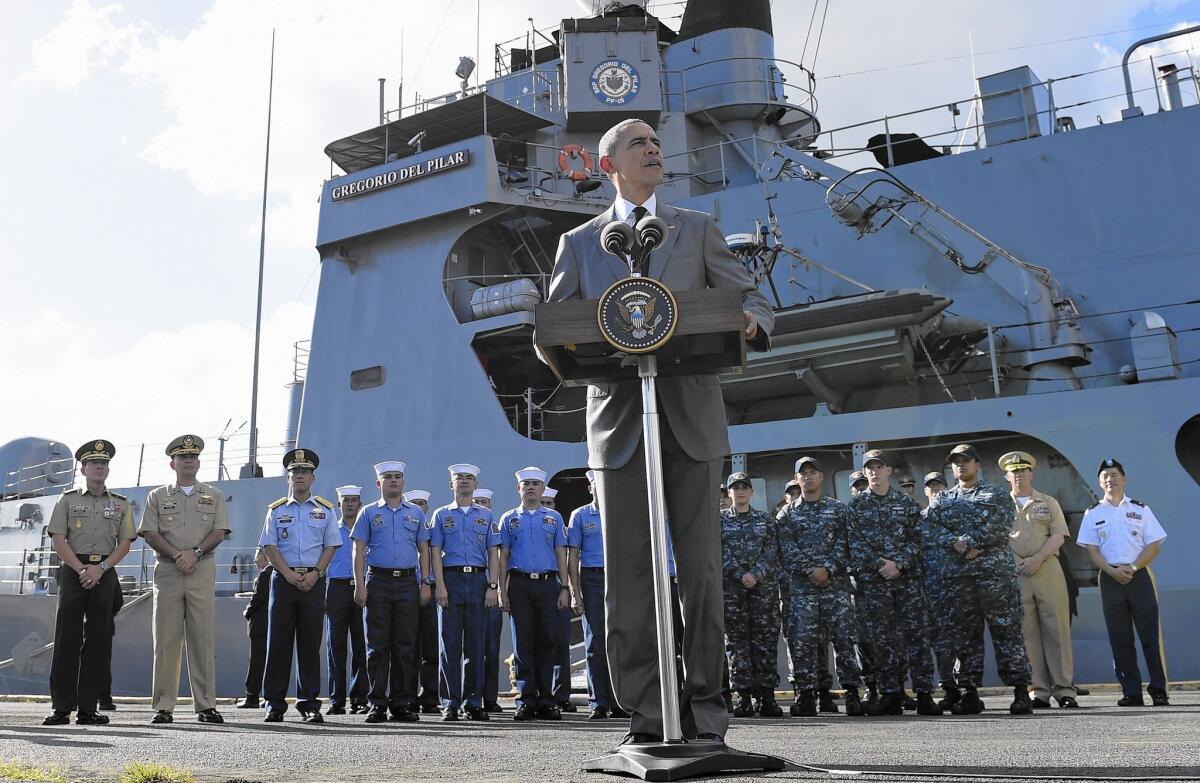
[326,519,355,579]
[429,502,498,567]
[566,503,604,568]
[497,505,566,573]
[259,495,341,567]
[350,498,429,569]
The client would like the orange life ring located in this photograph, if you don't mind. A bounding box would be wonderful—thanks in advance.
[558,144,594,182]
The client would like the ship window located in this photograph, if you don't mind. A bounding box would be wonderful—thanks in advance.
[350,365,385,390]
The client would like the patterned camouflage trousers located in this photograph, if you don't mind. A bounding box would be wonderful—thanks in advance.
[857,577,935,693]
[851,581,876,688]
[723,577,780,691]
[922,569,959,688]
[944,572,1032,688]
[783,577,863,692]
[780,579,836,691]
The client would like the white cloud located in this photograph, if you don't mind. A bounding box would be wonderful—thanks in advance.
[22,0,149,89]
[0,301,314,488]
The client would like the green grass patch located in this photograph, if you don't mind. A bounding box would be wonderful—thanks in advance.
[117,762,195,783]
[0,758,71,783]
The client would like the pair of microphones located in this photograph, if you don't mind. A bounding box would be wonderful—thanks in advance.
[601,214,669,276]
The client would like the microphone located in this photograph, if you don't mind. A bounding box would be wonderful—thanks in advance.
[635,215,668,254]
[600,221,637,257]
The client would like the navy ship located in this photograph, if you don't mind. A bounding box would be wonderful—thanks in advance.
[2,0,1198,698]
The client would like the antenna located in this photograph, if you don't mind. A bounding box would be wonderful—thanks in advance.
[218,419,247,481]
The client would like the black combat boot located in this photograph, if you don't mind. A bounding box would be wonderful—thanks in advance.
[732,691,755,718]
[937,686,961,711]
[817,688,839,714]
[844,688,866,716]
[865,691,904,716]
[1009,687,1033,715]
[758,690,784,718]
[789,690,817,717]
[864,683,879,709]
[916,692,943,716]
[950,687,984,715]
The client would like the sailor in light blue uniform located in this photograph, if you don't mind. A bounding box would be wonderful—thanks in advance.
[428,464,500,721]
[351,461,432,723]
[566,470,629,720]
[259,448,341,723]
[324,485,368,715]
[495,467,570,721]
[474,488,506,712]
[405,489,440,714]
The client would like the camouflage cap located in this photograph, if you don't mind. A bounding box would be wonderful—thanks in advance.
[923,471,948,487]
[862,449,888,467]
[794,455,822,473]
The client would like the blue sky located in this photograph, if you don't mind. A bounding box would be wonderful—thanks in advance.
[3,0,1198,487]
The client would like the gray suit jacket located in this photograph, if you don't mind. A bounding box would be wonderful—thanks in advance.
[548,202,774,470]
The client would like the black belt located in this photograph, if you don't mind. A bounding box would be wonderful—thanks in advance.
[444,565,486,573]
[581,567,605,573]
[81,554,110,564]
[328,577,353,583]
[508,570,557,581]
[293,567,323,575]
[369,566,416,578]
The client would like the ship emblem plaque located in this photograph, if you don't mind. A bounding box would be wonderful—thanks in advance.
[590,59,640,105]
[597,277,678,353]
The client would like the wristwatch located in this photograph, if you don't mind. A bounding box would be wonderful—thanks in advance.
[192,546,204,558]
[99,561,111,572]
[488,581,498,590]
[316,567,326,579]
[1130,564,1139,572]
[425,576,437,585]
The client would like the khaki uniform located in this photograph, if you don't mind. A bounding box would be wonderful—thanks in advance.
[1009,489,1074,700]
[139,482,230,712]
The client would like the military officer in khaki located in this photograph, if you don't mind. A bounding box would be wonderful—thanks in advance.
[43,440,136,726]
[138,434,231,724]
[1000,451,1078,708]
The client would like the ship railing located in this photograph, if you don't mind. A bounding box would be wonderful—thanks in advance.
[3,456,76,499]
[492,21,562,78]
[293,339,310,384]
[380,65,562,125]
[496,137,612,204]
[0,545,279,596]
[661,57,818,118]
[806,47,1199,171]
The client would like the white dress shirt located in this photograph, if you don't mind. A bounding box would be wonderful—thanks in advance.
[614,193,657,225]
[1077,494,1167,565]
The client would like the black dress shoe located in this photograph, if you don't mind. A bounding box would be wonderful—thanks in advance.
[588,706,610,720]
[1117,695,1145,707]
[420,703,439,714]
[619,732,662,745]
[1149,690,1170,707]
[99,700,117,711]
[264,710,284,722]
[1057,696,1080,709]
[441,708,459,721]
[76,711,109,725]
[558,700,578,713]
[1074,685,1090,696]
[537,704,562,721]
[365,708,388,723]
[43,711,71,726]
[463,705,490,721]
[327,704,346,715]
[1030,696,1052,709]
[301,711,324,723]
[389,709,419,722]
[692,733,724,744]
[512,704,537,721]
[236,696,260,709]
[483,701,504,713]
[609,706,630,719]
[350,702,370,714]
[151,710,174,724]
[197,708,224,724]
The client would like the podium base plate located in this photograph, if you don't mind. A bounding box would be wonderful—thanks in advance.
[582,739,785,781]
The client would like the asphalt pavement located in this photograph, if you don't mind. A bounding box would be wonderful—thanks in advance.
[0,691,1197,782]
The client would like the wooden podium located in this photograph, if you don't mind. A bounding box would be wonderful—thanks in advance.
[535,281,784,782]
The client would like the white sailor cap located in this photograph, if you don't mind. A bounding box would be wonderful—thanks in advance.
[374,461,406,475]
[404,490,431,503]
[585,470,596,482]
[335,485,363,498]
[515,466,548,483]
[449,463,480,477]
[543,487,558,499]
[473,488,494,499]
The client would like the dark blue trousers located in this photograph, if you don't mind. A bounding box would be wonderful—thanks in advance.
[1100,569,1168,696]
[325,578,367,707]
[552,605,572,703]
[417,599,440,707]
[508,574,559,708]
[438,569,488,709]
[365,573,419,710]
[580,568,613,708]
[264,572,325,714]
[483,605,503,703]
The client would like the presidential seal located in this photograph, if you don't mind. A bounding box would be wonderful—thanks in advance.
[590,59,640,106]
[597,277,678,353]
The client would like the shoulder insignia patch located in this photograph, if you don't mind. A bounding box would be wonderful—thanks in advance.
[268,497,288,510]
[64,488,82,495]
[1085,501,1100,512]
[315,496,335,510]
[108,490,128,500]
[1129,498,1146,507]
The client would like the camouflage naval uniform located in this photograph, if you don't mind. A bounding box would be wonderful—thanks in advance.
[776,496,863,697]
[920,506,959,692]
[927,483,1031,690]
[847,487,935,698]
[721,507,781,697]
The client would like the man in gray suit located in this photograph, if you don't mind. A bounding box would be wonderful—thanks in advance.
[547,118,773,744]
